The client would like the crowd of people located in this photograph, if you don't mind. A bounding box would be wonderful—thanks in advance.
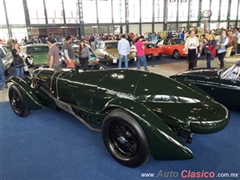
[184,28,240,70]
[1,27,240,90]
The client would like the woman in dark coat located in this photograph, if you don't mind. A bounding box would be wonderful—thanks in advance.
[78,40,89,70]
[12,43,24,78]
[203,34,216,68]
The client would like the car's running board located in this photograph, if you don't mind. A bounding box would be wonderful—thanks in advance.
[40,87,102,133]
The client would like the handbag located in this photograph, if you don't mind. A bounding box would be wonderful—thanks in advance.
[225,43,232,49]
[205,49,212,55]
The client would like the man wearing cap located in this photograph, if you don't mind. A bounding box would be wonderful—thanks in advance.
[63,36,75,68]
[47,38,61,69]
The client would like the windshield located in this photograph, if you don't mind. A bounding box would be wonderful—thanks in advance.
[145,43,156,48]
[105,43,118,49]
[73,40,79,45]
[146,95,200,103]
[220,64,240,80]
[171,39,185,45]
[27,46,49,53]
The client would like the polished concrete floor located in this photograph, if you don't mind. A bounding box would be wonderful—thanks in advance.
[0,55,221,103]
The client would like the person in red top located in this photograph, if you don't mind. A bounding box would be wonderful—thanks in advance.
[135,36,149,72]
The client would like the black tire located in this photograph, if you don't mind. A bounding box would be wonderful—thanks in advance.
[146,55,151,60]
[157,53,162,60]
[102,108,150,168]
[173,50,181,59]
[129,59,134,63]
[105,56,112,66]
[4,70,10,76]
[8,84,30,117]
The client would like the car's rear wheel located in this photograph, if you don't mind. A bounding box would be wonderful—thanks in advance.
[102,108,150,168]
[9,84,30,117]
[105,56,112,66]
[173,50,180,59]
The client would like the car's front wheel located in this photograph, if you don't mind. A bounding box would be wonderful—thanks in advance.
[102,108,150,168]
[9,84,30,117]
[173,50,180,59]
[105,56,112,66]
[156,53,162,60]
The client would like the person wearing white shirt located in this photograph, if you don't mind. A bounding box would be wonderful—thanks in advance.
[184,30,199,70]
[117,34,130,69]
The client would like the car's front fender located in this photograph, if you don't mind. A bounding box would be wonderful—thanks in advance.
[102,98,193,160]
[7,76,42,110]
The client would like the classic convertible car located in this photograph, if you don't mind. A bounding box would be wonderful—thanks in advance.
[143,42,163,59]
[170,61,240,110]
[95,40,136,66]
[130,42,162,60]
[157,38,187,59]
[21,44,50,71]
[8,67,229,167]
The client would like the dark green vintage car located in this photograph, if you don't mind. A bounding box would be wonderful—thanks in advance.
[170,61,240,110]
[7,66,229,167]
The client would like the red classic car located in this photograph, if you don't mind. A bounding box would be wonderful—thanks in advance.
[143,42,163,59]
[157,38,187,59]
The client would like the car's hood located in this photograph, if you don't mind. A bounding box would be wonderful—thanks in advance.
[31,53,49,65]
[135,72,229,133]
[144,99,229,134]
[105,48,136,56]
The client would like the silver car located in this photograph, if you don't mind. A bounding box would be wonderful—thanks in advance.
[1,46,13,75]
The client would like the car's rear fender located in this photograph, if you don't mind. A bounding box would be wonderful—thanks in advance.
[7,76,42,110]
[102,98,193,160]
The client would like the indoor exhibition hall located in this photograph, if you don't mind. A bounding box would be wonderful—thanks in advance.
[0,0,240,179]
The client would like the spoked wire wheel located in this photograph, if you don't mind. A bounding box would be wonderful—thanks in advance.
[102,108,150,167]
[9,85,30,117]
